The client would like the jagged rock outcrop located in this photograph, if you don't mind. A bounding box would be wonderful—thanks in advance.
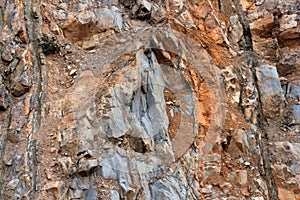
[0,0,299,199]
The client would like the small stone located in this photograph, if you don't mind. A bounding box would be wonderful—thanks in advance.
[77,158,98,174]
[45,170,53,180]
[44,181,65,199]
[238,157,244,164]
[69,69,77,76]
[7,131,20,144]
[50,147,56,153]
[1,47,14,62]
[66,65,72,70]
[6,178,19,190]
[244,162,251,167]
[11,77,31,97]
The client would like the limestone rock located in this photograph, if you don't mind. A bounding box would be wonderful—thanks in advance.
[86,185,98,200]
[0,0,299,199]
[150,176,183,200]
[44,181,66,199]
[202,154,222,180]
[256,65,284,119]
[77,158,98,174]
[279,14,298,31]
[227,129,249,158]
[110,190,120,200]
[288,84,300,123]
[221,65,241,104]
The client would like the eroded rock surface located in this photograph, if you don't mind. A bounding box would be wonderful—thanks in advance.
[0,0,299,199]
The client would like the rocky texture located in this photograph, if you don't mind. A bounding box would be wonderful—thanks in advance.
[0,0,299,199]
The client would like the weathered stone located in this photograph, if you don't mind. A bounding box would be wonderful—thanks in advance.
[150,176,183,200]
[110,190,120,200]
[44,181,66,199]
[6,178,19,190]
[221,65,240,104]
[95,8,115,30]
[82,34,100,50]
[77,158,98,174]
[2,48,14,62]
[278,187,300,200]
[7,131,20,144]
[250,13,275,37]
[288,84,300,123]
[69,189,83,199]
[61,12,98,43]
[279,14,298,31]
[202,154,222,180]
[11,77,31,97]
[1,0,299,199]
[228,170,248,196]
[256,65,284,119]
[227,129,249,158]
[86,185,98,200]
[0,84,9,110]
[59,157,74,174]
[229,15,243,44]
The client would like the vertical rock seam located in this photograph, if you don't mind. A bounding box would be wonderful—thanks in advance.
[24,0,44,198]
[252,65,279,200]
[233,0,253,51]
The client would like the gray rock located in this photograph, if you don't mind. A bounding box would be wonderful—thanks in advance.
[256,65,284,119]
[110,190,120,200]
[270,142,300,188]
[289,84,300,100]
[86,185,97,200]
[229,15,243,44]
[288,84,300,123]
[279,14,298,31]
[0,84,9,110]
[100,153,133,192]
[77,158,98,174]
[57,9,67,20]
[110,7,123,31]
[69,189,83,199]
[150,176,183,200]
[292,105,300,124]
[95,8,115,31]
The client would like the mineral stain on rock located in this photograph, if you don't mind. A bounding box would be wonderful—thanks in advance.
[0,0,299,199]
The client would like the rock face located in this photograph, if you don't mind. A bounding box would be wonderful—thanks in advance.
[0,0,299,199]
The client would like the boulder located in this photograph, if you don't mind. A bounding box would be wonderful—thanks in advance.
[256,65,284,119]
